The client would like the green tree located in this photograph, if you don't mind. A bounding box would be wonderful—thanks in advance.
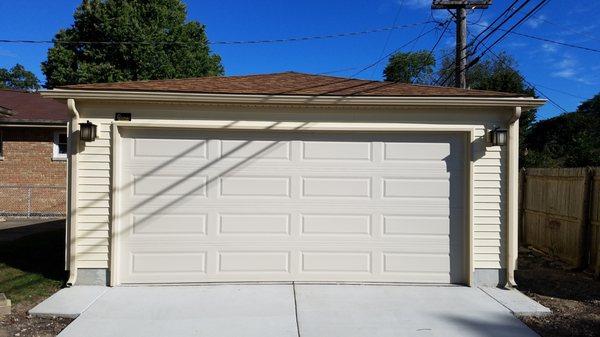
[439,52,537,166]
[42,0,223,87]
[0,64,40,90]
[383,51,436,84]
[524,93,600,167]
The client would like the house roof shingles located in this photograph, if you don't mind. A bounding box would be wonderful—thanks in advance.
[0,89,68,125]
[59,71,522,98]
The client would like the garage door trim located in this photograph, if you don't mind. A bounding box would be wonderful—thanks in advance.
[109,122,475,286]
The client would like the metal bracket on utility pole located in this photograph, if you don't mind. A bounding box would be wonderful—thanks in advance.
[431,0,491,89]
[431,0,491,9]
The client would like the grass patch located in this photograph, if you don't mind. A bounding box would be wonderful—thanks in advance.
[0,226,66,303]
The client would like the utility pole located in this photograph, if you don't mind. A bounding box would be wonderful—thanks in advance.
[432,1,491,88]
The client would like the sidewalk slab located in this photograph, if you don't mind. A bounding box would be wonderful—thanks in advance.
[29,286,108,318]
[479,287,551,317]
[295,285,539,337]
[57,285,297,337]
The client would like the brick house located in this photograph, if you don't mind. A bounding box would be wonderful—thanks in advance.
[0,89,68,217]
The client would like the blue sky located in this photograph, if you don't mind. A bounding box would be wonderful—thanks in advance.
[0,0,598,120]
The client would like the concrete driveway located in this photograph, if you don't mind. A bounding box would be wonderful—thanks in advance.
[50,284,539,337]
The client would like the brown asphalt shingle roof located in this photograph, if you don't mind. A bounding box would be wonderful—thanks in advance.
[0,89,68,124]
[59,71,522,97]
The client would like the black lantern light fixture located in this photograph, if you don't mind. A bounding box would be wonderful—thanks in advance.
[490,127,508,146]
[79,120,97,142]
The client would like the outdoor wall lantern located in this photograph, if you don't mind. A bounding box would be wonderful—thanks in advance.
[79,120,97,142]
[490,127,508,146]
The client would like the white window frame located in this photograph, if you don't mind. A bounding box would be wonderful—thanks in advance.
[53,130,68,161]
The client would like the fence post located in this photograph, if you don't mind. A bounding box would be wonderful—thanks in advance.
[581,168,592,270]
[27,187,32,218]
[591,168,600,279]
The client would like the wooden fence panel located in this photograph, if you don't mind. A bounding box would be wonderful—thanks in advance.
[522,168,589,268]
[590,168,600,276]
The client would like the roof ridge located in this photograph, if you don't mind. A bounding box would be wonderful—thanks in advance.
[55,71,525,97]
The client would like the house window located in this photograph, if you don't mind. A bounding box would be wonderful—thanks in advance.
[53,131,68,160]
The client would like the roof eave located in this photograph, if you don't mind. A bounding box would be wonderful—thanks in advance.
[41,89,547,110]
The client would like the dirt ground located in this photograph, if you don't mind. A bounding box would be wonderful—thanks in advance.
[517,249,600,337]
[0,300,72,337]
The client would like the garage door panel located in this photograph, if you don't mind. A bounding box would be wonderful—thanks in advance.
[220,140,291,160]
[300,214,372,236]
[218,251,290,273]
[133,138,207,159]
[219,176,290,197]
[382,215,454,235]
[132,175,208,196]
[382,178,451,198]
[130,214,207,236]
[118,130,466,284]
[301,251,372,273]
[131,252,207,274]
[218,213,291,235]
[302,177,371,198]
[302,141,372,161]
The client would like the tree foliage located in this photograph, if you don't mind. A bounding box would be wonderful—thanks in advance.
[523,93,600,168]
[0,64,40,90]
[383,51,436,84]
[42,0,223,87]
[438,51,537,165]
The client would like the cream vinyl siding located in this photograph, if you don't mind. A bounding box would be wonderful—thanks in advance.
[473,128,506,269]
[73,106,508,272]
[76,120,112,268]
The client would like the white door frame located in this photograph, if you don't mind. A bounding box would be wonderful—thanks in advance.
[110,121,476,286]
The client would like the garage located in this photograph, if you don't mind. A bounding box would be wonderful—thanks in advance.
[116,128,466,284]
[44,71,545,286]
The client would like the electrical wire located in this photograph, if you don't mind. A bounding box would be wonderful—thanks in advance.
[470,0,531,54]
[530,15,600,42]
[369,0,406,78]
[438,0,550,86]
[468,0,522,52]
[471,22,600,53]
[348,25,439,79]
[346,20,453,96]
[478,38,569,113]
[0,21,433,46]
[435,0,528,86]
[470,0,551,66]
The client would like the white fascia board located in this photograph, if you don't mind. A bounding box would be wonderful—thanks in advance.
[41,89,546,110]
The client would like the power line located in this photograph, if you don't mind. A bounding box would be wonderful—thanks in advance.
[479,39,569,113]
[438,0,549,86]
[530,15,600,42]
[369,0,406,78]
[529,83,587,100]
[472,0,550,64]
[349,24,439,78]
[470,0,531,55]
[435,0,524,85]
[471,22,600,53]
[347,20,453,96]
[469,0,523,52]
[412,20,452,83]
[0,21,433,46]
[316,66,363,75]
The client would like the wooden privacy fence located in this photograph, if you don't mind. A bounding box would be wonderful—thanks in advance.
[520,168,600,277]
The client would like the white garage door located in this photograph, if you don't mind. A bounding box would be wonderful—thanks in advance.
[117,129,466,284]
